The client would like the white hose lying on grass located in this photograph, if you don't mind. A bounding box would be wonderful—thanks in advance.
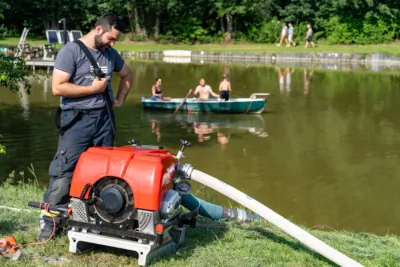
[190,169,364,267]
[0,205,40,213]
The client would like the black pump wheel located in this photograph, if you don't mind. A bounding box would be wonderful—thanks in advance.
[92,177,135,224]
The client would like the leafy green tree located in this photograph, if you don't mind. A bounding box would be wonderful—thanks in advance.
[0,53,32,93]
[0,134,5,154]
[0,2,10,20]
[1,0,400,45]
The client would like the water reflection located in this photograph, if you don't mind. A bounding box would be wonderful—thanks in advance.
[151,119,161,142]
[277,67,294,94]
[304,68,313,95]
[193,122,216,142]
[143,52,400,73]
[42,78,50,103]
[163,57,191,64]
[141,111,268,150]
[17,84,30,120]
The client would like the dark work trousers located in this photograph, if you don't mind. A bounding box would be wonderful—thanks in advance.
[40,105,115,233]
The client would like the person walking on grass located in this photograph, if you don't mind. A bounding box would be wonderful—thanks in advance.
[288,23,296,47]
[305,24,315,48]
[276,23,288,47]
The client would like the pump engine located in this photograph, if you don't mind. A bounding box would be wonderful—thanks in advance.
[65,139,197,266]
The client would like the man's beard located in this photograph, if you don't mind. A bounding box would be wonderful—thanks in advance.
[94,35,109,51]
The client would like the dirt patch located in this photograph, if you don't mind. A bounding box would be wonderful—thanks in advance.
[123,35,132,44]
[220,38,235,45]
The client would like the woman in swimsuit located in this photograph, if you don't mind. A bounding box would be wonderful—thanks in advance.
[151,77,170,101]
[219,74,232,101]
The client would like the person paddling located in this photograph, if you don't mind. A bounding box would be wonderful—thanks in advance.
[219,74,232,101]
[192,78,220,101]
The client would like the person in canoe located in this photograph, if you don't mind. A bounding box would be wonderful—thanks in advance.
[219,74,232,101]
[151,77,170,101]
[192,78,220,101]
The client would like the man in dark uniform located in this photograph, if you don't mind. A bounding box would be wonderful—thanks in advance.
[39,13,133,241]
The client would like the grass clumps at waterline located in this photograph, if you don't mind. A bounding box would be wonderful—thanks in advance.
[2,37,400,55]
[0,169,399,267]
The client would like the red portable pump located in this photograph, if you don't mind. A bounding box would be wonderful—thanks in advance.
[29,139,197,266]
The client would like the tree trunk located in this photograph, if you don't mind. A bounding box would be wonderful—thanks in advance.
[43,20,48,30]
[133,6,141,34]
[225,14,233,41]
[139,7,148,37]
[51,19,58,30]
[154,0,161,39]
[42,20,55,30]
[154,15,160,39]
[220,17,225,34]
[125,2,135,33]
[131,0,146,37]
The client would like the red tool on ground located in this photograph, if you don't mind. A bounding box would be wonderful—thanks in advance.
[0,236,22,261]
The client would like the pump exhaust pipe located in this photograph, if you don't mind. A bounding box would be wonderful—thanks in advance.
[177,163,364,267]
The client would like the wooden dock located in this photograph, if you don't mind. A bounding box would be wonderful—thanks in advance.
[25,59,55,72]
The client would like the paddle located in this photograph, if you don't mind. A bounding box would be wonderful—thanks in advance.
[171,89,193,117]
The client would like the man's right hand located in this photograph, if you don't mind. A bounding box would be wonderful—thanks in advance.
[91,78,108,93]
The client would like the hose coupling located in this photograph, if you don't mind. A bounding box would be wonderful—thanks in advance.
[176,163,194,180]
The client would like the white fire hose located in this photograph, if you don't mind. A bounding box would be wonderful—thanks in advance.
[178,164,364,267]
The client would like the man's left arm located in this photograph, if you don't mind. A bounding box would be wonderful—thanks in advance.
[209,87,220,98]
[114,63,133,107]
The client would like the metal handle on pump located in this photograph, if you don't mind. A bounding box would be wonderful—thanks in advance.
[176,139,191,160]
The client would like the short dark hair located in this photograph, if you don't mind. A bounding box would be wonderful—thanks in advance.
[94,13,124,32]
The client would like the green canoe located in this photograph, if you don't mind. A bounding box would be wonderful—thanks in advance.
[141,93,269,114]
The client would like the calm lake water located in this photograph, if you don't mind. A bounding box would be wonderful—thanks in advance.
[1,59,400,236]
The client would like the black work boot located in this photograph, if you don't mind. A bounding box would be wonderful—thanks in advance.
[39,223,68,242]
[221,208,263,222]
[39,214,67,242]
[39,228,55,242]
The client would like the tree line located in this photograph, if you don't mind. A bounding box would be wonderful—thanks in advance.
[0,0,399,45]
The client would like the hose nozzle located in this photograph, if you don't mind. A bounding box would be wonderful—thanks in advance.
[176,163,194,180]
[222,208,263,223]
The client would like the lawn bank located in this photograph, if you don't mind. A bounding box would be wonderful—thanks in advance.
[0,171,399,267]
[2,38,400,65]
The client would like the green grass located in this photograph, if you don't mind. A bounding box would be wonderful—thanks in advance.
[1,169,400,267]
[2,37,400,55]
